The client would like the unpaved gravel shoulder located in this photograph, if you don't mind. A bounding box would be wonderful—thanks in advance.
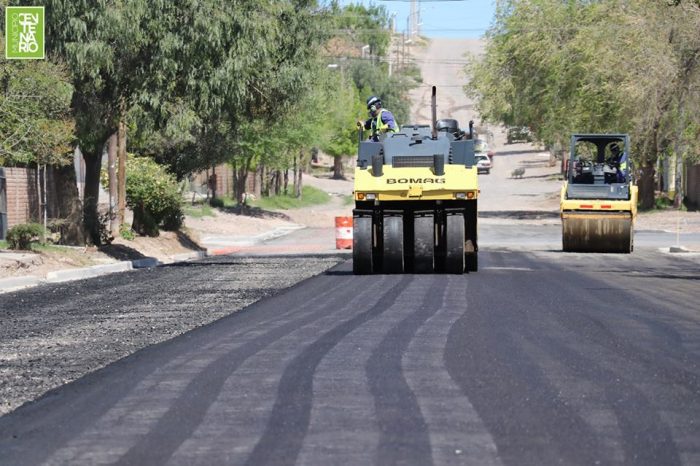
[0,255,344,416]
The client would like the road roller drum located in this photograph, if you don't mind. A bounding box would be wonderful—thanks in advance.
[560,134,637,254]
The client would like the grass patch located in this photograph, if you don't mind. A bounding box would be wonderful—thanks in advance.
[342,194,354,206]
[217,196,238,208]
[31,243,96,267]
[0,240,7,249]
[252,186,330,210]
[31,243,70,253]
[183,203,216,218]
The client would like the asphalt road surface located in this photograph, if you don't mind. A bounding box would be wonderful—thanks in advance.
[1,246,699,465]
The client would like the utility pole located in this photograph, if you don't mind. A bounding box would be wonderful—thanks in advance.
[395,35,400,72]
[417,0,421,37]
[410,0,416,41]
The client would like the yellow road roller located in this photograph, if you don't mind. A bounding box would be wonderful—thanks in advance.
[561,134,638,253]
[353,87,479,274]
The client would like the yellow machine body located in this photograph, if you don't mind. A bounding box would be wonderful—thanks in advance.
[352,106,480,274]
[354,164,478,202]
[560,134,637,253]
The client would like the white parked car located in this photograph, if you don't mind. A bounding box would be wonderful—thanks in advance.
[475,154,491,174]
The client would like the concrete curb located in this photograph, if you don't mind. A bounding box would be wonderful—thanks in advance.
[131,258,161,269]
[0,225,305,293]
[45,261,134,283]
[201,225,305,251]
[172,251,207,262]
[0,251,211,294]
[659,246,700,255]
[0,275,42,292]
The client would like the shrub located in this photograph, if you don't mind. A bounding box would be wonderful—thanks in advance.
[119,223,135,241]
[654,195,673,210]
[125,156,184,236]
[7,223,45,250]
[209,197,225,208]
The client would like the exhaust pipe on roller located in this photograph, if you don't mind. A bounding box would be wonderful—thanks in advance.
[431,86,437,140]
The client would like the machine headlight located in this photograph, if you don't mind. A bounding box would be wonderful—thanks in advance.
[366,193,377,201]
[455,192,466,199]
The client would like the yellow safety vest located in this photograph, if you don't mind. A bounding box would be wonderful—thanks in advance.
[374,109,398,134]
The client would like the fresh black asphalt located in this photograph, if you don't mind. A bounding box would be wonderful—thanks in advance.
[1,248,699,465]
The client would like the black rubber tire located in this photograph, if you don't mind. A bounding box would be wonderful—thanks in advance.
[466,252,478,272]
[383,215,404,274]
[353,216,373,274]
[413,214,434,273]
[445,214,464,274]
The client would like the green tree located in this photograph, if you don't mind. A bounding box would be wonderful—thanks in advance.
[332,2,392,57]
[0,36,74,166]
[467,0,700,209]
[39,0,331,240]
[320,73,364,179]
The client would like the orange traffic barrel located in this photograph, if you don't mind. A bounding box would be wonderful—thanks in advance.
[335,216,353,249]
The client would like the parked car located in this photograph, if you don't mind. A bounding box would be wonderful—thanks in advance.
[474,138,495,164]
[506,126,533,144]
[475,154,491,174]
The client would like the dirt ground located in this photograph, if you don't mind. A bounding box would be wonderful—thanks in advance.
[0,232,203,280]
[0,177,352,283]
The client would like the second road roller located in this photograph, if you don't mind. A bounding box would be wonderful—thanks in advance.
[561,134,637,253]
[353,87,479,274]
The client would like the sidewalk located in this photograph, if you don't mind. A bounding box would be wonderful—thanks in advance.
[0,221,352,294]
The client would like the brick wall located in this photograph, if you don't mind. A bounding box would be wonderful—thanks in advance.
[4,167,39,227]
[190,164,257,199]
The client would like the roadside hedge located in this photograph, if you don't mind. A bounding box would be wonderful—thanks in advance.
[125,156,184,236]
[7,223,45,250]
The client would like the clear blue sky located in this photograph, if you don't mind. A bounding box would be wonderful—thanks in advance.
[335,0,496,38]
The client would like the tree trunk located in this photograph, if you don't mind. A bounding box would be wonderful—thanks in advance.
[638,163,656,210]
[261,164,269,197]
[333,155,344,180]
[237,166,248,205]
[210,165,217,201]
[232,158,251,205]
[255,164,262,198]
[283,169,289,195]
[83,149,104,245]
[52,165,85,245]
[293,152,300,198]
[274,170,281,195]
[117,119,127,228]
[295,150,303,198]
[107,133,118,236]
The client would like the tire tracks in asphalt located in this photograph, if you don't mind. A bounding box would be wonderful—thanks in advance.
[244,276,412,466]
[3,268,362,465]
[112,275,384,465]
[365,276,447,466]
[444,251,614,465]
[403,275,502,466]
